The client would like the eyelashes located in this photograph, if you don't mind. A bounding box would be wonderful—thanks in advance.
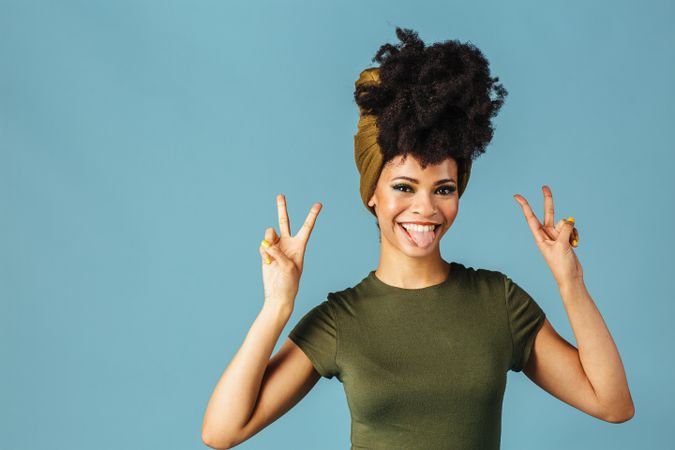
[392,183,457,196]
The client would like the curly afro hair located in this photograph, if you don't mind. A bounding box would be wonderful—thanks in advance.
[354,26,508,171]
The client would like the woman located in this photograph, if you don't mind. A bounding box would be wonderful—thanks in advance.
[202,27,634,449]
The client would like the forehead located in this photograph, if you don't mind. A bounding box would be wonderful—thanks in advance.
[383,154,458,179]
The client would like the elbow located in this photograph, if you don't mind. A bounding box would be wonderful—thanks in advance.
[604,404,635,424]
[202,427,239,450]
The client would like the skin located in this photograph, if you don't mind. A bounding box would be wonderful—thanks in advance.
[367,154,458,289]
[203,196,325,449]
[513,187,634,423]
[203,157,634,449]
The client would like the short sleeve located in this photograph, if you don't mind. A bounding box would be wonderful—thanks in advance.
[288,299,339,379]
[503,274,546,372]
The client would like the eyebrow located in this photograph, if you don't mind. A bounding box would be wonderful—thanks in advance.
[390,176,456,185]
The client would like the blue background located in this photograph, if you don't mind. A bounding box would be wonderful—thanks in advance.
[1,1,671,449]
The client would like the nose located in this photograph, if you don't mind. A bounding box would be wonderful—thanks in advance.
[411,190,438,218]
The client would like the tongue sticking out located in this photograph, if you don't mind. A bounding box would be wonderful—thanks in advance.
[406,227,436,247]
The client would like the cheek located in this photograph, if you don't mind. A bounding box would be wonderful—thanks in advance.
[435,201,459,228]
[380,197,409,217]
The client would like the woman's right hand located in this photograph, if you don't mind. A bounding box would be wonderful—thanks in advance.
[258,194,322,311]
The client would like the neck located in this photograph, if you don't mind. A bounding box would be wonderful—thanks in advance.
[375,245,450,289]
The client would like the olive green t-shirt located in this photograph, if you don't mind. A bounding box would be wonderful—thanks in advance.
[288,261,546,450]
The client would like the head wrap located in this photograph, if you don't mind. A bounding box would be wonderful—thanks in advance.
[354,67,473,217]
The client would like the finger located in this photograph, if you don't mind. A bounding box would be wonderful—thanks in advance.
[265,227,279,245]
[542,185,555,229]
[277,194,291,238]
[542,216,561,241]
[566,216,579,247]
[571,227,579,247]
[558,218,576,246]
[295,202,322,244]
[513,194,549,244]
[259,243,272,264]
[264,244,292,268]
[552,217,575,243]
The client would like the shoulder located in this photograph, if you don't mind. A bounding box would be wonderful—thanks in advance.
[325,271,373,303]
[324,285,360,318]
[453,261,506,289]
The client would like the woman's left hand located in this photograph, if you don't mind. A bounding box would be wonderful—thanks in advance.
[513,185,584,288]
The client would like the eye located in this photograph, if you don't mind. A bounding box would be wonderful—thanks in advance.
[437,185,457,196]
[392,183,413,193]
[392,183,456,196]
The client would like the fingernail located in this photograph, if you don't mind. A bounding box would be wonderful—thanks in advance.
[566,216,575,223]
[265,256,271,264]
[261,239,270,248]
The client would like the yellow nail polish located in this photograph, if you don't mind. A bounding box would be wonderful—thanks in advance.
[265,257,271,264]
[261,239,270,248]
[572,239,578,246]
[566,216,575,223]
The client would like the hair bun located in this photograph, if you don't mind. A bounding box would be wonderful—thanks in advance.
[353,26,505,216]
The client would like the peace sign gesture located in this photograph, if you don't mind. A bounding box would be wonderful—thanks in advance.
[513,185,584,289]
[258,194,322,310]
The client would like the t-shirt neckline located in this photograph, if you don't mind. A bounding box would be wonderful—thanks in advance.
[367,261,460,293]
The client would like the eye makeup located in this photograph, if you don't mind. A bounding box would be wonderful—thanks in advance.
[391,183,457,195]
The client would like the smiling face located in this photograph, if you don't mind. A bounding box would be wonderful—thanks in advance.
[368,154,459,258]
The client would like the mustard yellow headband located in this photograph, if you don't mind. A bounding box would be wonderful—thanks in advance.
[353,67,473,217]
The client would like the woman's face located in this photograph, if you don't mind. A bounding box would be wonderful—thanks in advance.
[368,154,459,256]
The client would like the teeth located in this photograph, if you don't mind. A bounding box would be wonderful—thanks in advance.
[400,223,437,232]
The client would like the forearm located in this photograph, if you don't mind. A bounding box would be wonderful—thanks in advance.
[202,301,293,446]
[559,279,634,419]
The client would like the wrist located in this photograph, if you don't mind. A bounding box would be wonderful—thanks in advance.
[558,277,587,296]
[262,299,294,318]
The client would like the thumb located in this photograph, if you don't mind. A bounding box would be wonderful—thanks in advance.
[264,244,293,268]
[554,219,566,234]
[558,218,575,245]
[264,227,280,245]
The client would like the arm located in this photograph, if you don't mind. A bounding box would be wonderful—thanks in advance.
[203,195,324,448]
[201,303,321,449]
[513,186,634,423]
[523,282,635,423]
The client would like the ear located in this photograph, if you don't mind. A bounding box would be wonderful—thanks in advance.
[368,193,376,208]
